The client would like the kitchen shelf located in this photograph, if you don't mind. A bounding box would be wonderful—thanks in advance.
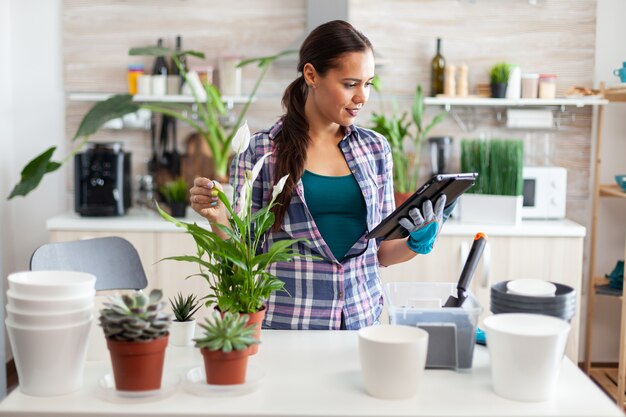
[585,83,626,409]
[424,96,607,110]
[600,184,626,199]
[67,92,253,108]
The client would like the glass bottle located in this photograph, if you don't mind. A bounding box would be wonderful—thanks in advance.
[431,38,445,97]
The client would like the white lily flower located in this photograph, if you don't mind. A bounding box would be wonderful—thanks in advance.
[272,174,290,199]
[250,152,272,185]
[236,180,250,218]
[231,122,251,155]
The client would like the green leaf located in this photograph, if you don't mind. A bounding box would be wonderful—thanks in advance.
[8,147,62,199]
[129,46,205,59]
[237,50,297,68]
[73,94,140,139]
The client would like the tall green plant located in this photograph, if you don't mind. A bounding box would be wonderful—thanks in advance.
[370,79,447,193]
[461,138,523,196]
[8,47,294,199]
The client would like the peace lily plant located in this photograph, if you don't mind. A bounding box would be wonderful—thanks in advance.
[158,123,305,315]
[8,46,294,199]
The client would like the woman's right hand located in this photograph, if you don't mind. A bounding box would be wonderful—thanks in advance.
[190,177,228,223]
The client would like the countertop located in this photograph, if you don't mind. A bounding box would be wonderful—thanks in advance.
[0,330,620,417]
[47,209,586,238]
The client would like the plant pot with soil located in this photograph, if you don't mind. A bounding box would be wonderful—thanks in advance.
[169,292,202,347]
[99,289,172,391]
[194,311,259,385]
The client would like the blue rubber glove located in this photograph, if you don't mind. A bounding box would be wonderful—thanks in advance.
[399,195,447,254]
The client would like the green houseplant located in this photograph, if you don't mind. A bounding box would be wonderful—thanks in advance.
[99,289,172,391]
[160,177,189,218]
[157,123,310,354]
[490,62,511,98]
[8,46,294,200]
[168,292,202,347]
[194,311,259,385]
[370,79,447,204]
[460,138,524,225]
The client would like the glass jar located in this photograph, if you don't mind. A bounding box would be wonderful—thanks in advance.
[521,73,539,99]
[538,74,557,99]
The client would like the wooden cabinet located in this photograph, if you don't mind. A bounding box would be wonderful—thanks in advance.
[380,231,584,362]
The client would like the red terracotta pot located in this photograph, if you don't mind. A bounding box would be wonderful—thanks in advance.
[394,191,412,207]
[245,307,266,355]
[200,347,250,385]
[106,335,168,391]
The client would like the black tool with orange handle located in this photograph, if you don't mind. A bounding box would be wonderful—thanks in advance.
[444,232,488,308]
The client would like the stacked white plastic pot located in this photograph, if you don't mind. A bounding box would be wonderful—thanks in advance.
[6,271,96,396]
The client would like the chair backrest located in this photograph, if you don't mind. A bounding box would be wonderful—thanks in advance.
[30,236,148,291]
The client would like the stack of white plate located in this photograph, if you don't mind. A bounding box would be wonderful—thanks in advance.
[6,270,96,396]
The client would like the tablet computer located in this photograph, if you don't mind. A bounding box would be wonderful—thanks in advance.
[366,172,477,241]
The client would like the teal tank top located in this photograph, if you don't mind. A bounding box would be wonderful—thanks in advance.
[301,170,368,261]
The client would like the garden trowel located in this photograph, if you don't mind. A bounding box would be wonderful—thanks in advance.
[443,232,488,308]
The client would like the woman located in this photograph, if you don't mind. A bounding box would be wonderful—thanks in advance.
[189,20,448,330]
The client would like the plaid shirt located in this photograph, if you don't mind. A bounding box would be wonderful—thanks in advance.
[230,120,395,330]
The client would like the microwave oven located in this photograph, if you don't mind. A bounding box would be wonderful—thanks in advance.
[522,166,567,219]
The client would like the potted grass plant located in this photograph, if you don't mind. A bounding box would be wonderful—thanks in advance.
[169,292,202,347]
[157,123,310,355]
[98,289,172,391]
[160,177,189,218]
[370,79,447,205]
[8,46,294,200]
[193,311,259,385]
[459,138,524,225]
[490,62,511,98]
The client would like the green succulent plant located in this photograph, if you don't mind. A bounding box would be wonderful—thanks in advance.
[194,311,259,353]
[99,289,172,342]
[169,292,202,322]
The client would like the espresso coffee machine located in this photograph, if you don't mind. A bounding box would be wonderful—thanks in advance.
[74,142,131,216]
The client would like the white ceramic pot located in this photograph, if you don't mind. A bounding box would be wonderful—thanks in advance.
[358,324,429,399]
[7,290,95,312]
[169,319,197,347]
[6,304,93,327]
[483,313,570,402]
[8,270,96,298]
[6,317,93,396]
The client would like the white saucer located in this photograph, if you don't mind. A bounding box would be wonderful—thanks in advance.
[183,366,264,397]
[96,373,180,403]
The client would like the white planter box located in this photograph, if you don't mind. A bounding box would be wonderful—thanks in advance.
[459,194,523,226]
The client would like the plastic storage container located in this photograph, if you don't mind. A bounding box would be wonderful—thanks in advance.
[384,282,482,371]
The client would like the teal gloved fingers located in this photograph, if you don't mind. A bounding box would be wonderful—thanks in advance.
[406,221,439,254]
[442,198,457,222]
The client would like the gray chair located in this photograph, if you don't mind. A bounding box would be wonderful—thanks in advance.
[30,236,148,291]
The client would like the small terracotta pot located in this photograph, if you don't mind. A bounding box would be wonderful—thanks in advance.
[244,307,266,355]
[106,335,169,391]
[394,192,412,207]
[201,347,250,385]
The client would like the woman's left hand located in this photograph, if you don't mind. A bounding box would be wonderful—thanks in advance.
[398,195,447,254]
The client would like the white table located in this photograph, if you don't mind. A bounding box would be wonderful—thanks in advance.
[0,330,622,417]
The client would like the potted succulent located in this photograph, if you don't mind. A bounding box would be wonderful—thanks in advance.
[371,79,448,205]
[160,177,189,218]
[98,289,172,391]
[169,292,202,347]
[490,62,511,98]
[193,311,259,385]
[157,123,310,355]
[8,46,294,200]
[459,138,524,225]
